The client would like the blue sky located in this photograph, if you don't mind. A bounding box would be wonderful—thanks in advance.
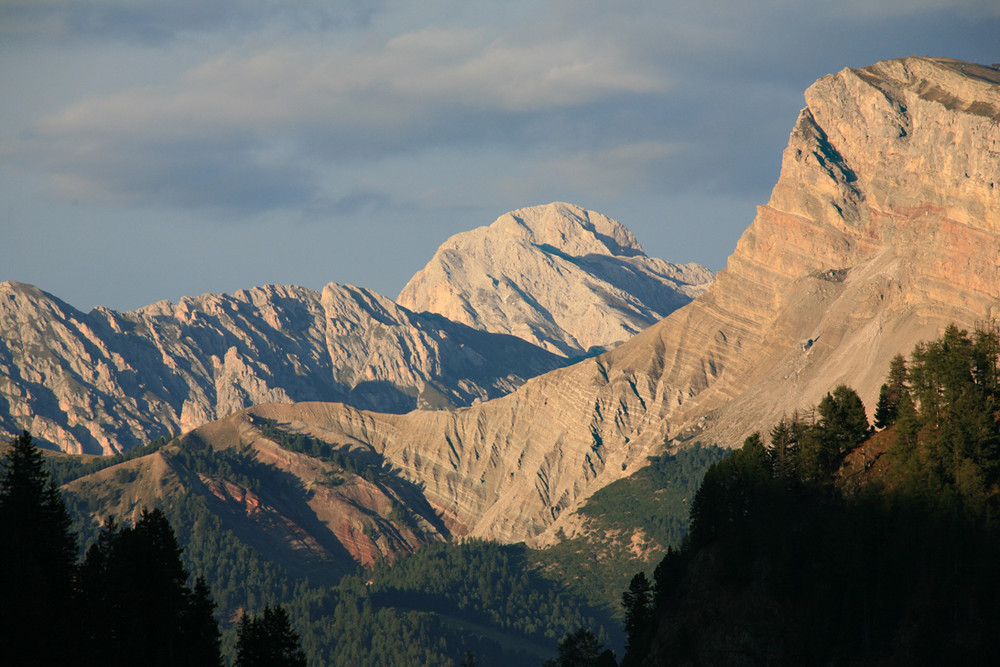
[2,0,998,312]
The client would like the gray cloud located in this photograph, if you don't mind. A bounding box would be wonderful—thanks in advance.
[10,121,318,213]
[12,0,996,217]
[7,21,671,211]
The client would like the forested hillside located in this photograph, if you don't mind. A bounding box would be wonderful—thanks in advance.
[609,325,1000,666]
[37,426,638,665]
[535,444,726,612]
[29,400,729,665]
[12,326,1000,665]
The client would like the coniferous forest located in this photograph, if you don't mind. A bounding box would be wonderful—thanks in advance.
[5,325,1000,665]
[600,325,1000,666]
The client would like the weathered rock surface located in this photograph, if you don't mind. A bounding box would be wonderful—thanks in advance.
[0,281,563,454]
[195,57,999,548]
[398,202,714,357]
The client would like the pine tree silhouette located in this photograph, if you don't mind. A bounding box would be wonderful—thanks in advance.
[235,604,307,667]
[0,431,78,664]
[78,507,222,666]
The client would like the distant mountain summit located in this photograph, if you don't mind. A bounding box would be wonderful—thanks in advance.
[398,202,714,357]
[34,56,1000,599]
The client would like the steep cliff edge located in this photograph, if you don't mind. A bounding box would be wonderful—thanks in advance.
[398,202,714,357]
[209,57,998,547]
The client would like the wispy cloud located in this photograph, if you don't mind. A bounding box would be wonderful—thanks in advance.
[4,0,1000,312]
[6,22,669,211]
[0,0,379,43]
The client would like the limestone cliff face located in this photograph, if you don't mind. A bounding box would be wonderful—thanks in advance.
[211,57,998,547]
[397,202,714,357]
[0,281,563,454]
[692,57,1000,448]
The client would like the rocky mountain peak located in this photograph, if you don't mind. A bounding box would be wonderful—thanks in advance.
[398,202,714,357]
[1,199,708,454]
[9,56,997,558]
[491,202,645,258]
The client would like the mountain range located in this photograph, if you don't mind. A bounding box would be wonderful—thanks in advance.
[1,202,708,455]
[3,55,999,662]
[146,56,999,551]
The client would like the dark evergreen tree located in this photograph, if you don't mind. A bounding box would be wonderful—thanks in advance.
[621,571,654,665]
[78,507,222,666]
[0,431,78,664]
[798,386,870,480]
[542,628,616,667]
[767,416,801,479]
[873,384,895,430]
[185,576,224,666]
[235,605,307,667]
[874,354,908,429]
[652,546,686,614]
[819,385,871,450]
[689,432,771,548]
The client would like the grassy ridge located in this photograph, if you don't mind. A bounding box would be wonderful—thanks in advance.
[534,443,726,614]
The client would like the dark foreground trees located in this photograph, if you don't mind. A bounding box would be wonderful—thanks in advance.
[0,431,78,664]
[612,326,1000,665]
[236,605,308,667]
[620,572,654,666]
[0,432,228,666]
[542,628,616,667]
[77,508,223,666]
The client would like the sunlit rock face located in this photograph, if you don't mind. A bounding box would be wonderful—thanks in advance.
[230,57,999,547]
[1,201,709,455]
[0,281,563,454]
[398,201,714,357]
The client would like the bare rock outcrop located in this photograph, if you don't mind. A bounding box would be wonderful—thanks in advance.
[0,281,563,454]
[398,202,714,357]
[211,57,998,547]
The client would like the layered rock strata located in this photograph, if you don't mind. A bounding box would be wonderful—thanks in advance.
[63,420,448,577]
